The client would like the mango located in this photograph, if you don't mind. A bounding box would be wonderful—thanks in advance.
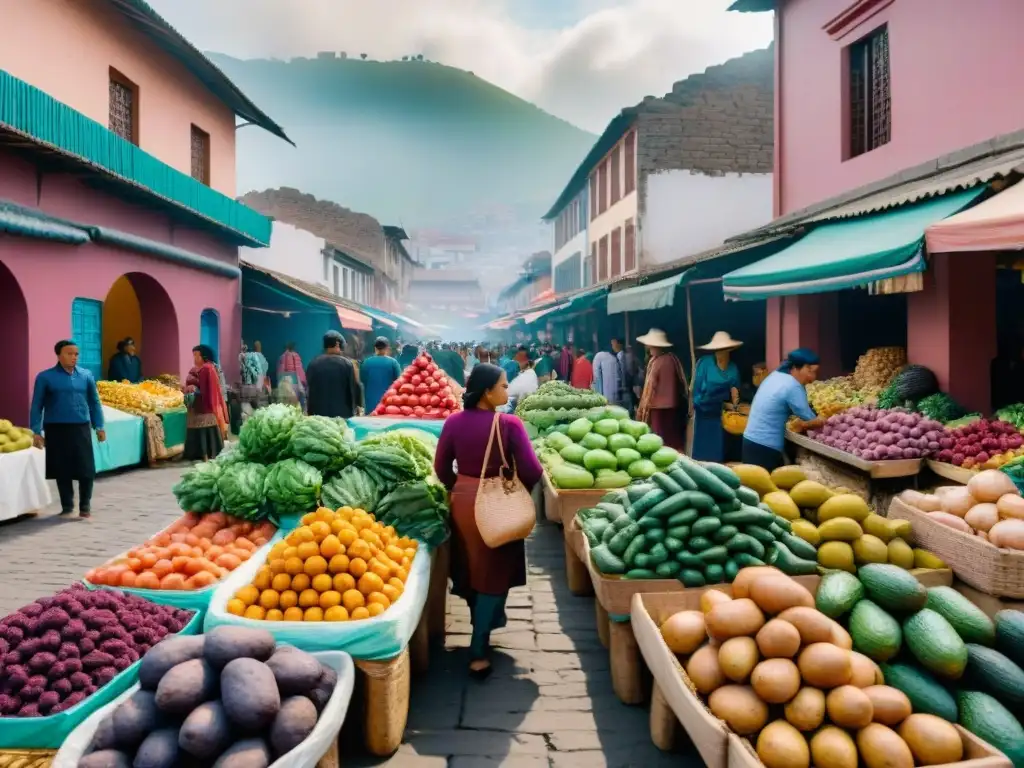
[853,534,888,565]
[817,517,863,542]
[818,542,856,573]
[763,491,801,521]
[790,519,821,547]
[732,464,778,498]
[770,465,807,491]
[886,538,915,570]
[789,480,834,509]
[818,494,871,523]
[913,548,947,570]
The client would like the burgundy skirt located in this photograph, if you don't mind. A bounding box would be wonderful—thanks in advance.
[648,407,686,451]
[449,475,527,598]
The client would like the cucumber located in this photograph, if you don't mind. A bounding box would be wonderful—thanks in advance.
[625,568,658,580]
[726,533,765,559]
[699,545,728,564]
[651,472,683,496]
[600,489,630,507]
[601,524,617,544]
[781,532,817,560]
[692,517,722,538]
[645,528,667,544]
[768,541,817,576]
[663,536,685,554]
[768,522,787,539]
[655,561,682,578]
[699,461,741,489]
[584,529,599,547]
[927,587,995,646]
[903,609,968,679]
[688,492,717,513]
[667,466,699,492]
[646,543,669,566]
[962,643,1024,709]
[612,514,634,531]
[647,493,693,520]
[632,488,667,516]
[879,662,958,721]
[732,552,766,567]
[596,502,627,519]
[626,482,656,502]
[735,486,760,506]
[687,536,714,552]
[722,507,775,527]
[667,509,699,527]
[720,499,742,513]
[713,525,739,544]
[676,455,737,501]
[623,534,647,567]
[676,551,704,568]
[608,522,640,557]
[678,569,706,588]
[590,543,625,574]
[724,559,740,582]
[745,525,776,544]
[773,516,792,532]
[667,525,691,540]
[637,515,664,532]
[704,563,725,583]
[956,690,1024,768]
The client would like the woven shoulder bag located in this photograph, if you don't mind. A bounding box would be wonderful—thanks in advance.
[474,413,536,548]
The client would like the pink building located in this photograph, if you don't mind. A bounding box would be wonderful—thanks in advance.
[0,0,289,424]
[727,0,1024,412]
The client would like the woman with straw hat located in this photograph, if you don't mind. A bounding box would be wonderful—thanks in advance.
[635,329,688,450]
[691,331,743,461]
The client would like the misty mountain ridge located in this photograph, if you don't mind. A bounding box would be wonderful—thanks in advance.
[212,53,596,251]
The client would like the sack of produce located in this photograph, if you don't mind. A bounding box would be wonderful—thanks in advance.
[51,636,355,768]
[0,586,201,749]
[204,509,433,660]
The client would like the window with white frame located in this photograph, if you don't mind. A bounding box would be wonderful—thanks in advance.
[323,254,330,281]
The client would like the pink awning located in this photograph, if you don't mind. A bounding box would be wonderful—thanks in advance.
[926,181,1024,253]
[336,307,373,331]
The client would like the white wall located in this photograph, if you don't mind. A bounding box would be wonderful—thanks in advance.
[240,221,327,288]
[553,229,587,284]
[641,171,773,266]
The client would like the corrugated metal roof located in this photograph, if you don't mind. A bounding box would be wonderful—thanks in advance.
[0,200,90,244]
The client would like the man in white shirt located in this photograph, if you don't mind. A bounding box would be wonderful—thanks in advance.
[504,345,539,411]
[592,342,623,405]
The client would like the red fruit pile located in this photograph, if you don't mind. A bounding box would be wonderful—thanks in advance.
[372,354,461,419]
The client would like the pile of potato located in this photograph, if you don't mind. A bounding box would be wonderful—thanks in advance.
[659,567,966,768]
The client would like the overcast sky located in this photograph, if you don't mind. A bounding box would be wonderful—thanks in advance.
[148,0,773,132]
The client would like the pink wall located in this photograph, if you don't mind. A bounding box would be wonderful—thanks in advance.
[776,0,1024,215]
[0,0,237,196]
[907,254,997,413]
[0,150,241,425]
[767,294,842,377]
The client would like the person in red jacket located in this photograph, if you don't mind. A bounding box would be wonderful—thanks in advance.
[570,347,593,390]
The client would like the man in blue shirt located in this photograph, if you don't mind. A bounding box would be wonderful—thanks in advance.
[361,337,402,414]
[31,340,106,518]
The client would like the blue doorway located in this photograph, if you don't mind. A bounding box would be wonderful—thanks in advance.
[200,309,220,362]
[71,298,103,380]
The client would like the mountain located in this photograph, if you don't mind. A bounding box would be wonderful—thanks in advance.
[211,54,596,241]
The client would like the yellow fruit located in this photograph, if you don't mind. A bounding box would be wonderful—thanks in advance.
[226,598,246,616]
[299,589,320,608]
[388,577,406,591]
[789,480,834,509]
[283,546,299,560]
[271,573,292,592]
[351,606,370,620]
[320,535,342,558]
[368,559,392,581]
[913,548,947,569]
[762,491,801,521]
[358,572,385,596]
[283,606,304,621]
[349,557,368,578]
[790,520,820,546]
[279,590,298,609]
[284,557,304,576]
[324,606,349,622]
[817,517,863,542]
[265,609,284,622]
[770,465,807,491]
[259,590,281,610]
[330,519,346,535]
[342,589,365,612]
[818,493,872,523]
[334,573,356,593]
[328,554,350,574]
[367,603,386,617]
[268,558,287,575]
[337,528,357,547]
[311,573,333,592]
[291,574,311,592]
[347,540,371,561]
[295,527,315,543]
[818,541,856,572]
[319,590,342,609]
[308,520,330,539]
[244,605,266,620]
[887,538,915,569]
[236,585,260,606]
[252,567,272,591]
[297,541,320,561]
[367,592,391,610]
[862,513,899,542]
[382,584,402,603]
[852,535,888,564]
[732,464,778,497]
[301,512,318,525]
[304,556,328,576]
[385,544,405,561]
[304,607,324,622]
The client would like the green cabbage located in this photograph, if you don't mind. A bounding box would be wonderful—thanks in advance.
[264,458,323,518]
[172,461,222,513]
[239,403,303,463]
[288,415,356,471]
[217,462,269,520]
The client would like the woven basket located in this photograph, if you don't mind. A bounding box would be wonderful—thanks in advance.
[888,496,1024,598]
[0,749,55,768]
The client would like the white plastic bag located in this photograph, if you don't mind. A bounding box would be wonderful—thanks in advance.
[52,651,354,768]
[204,541,433,660]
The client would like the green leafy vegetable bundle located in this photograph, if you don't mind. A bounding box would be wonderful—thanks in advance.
[264,457,323,517]
[359,429,436,477]
[217,461,269,520]
[238,403,302,463]
[916,392,967,424]
[321,464,381,512]
[172,461,222,512]
[354,442,429,492]
[375,480,450,547]
[288,414,356,471]
[996,403,1024,431]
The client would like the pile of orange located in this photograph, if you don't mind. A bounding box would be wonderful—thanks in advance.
[85,512,277,591]
[226,506,418,622]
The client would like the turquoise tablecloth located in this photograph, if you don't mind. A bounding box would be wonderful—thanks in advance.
[93,405,144,472]
[347,416,445,440]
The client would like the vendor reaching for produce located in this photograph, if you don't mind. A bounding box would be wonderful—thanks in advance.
[434,363,543,679]
[30,340,106,518]
[742,348,823,471]
[691,331,743,462]
[635,329,689,451]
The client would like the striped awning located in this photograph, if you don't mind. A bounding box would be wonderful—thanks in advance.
[336,307,373,332]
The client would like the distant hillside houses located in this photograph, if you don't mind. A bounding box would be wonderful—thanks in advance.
[311,52,428,63]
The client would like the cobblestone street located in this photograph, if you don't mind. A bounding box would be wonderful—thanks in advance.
[0,467,697,767]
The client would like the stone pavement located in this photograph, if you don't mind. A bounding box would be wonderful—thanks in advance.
[0,467,700,767]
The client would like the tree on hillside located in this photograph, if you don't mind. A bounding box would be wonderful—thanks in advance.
[416,54,424,61]
[401,55,408,61]
[360,53,367,60]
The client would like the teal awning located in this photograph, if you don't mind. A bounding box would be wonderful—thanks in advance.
[607,270,693,315]
[722,189,985,301]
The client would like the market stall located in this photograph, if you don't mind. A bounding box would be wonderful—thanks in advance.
[0,445,50,522]
[93,406,144,473]
[97,379,187,469]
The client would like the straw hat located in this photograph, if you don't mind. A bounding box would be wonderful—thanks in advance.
[636,328,673,348]
[698,331,743,352]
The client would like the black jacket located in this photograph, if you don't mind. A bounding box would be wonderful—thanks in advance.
[306,353,360,418]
